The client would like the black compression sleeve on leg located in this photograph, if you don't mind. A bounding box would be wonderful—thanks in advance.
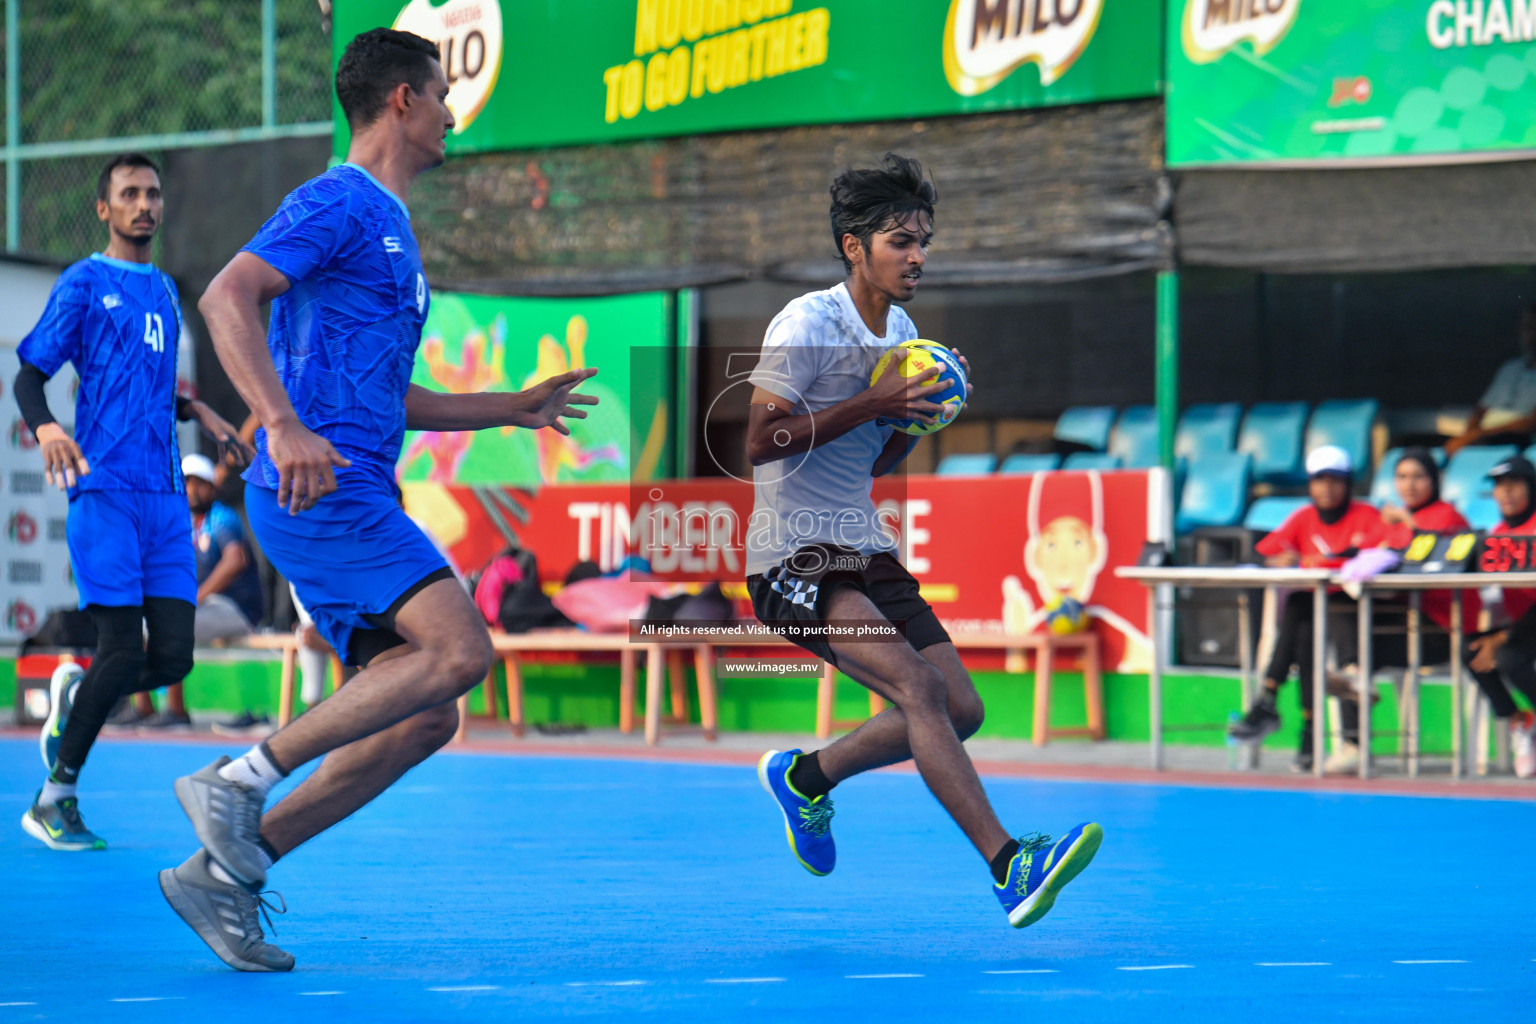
[14,362,57,434]
[52,606,145,781]
[134,597,195,694]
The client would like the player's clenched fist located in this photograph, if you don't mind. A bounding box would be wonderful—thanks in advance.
[265,418,350,515]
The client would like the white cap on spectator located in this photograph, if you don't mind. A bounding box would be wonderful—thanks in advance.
[1305,445,1352,478]
[182,453,217,485]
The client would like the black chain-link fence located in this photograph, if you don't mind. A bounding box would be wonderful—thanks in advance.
[6,0,332,261]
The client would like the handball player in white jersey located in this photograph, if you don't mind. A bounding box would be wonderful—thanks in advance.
[747,154,1102,928]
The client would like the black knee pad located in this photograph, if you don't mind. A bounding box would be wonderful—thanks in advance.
[80,605,147,702]
[139,597,195,690]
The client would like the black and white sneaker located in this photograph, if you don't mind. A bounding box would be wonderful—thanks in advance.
[1228,693,1281,743]
[137,709,193,732]
[212,711,274,738]
[159,850,293,972]
[101,698,151,734]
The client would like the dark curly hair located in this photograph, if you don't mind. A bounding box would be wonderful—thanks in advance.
[96,153,159,202]
[829,153,937,272]
[335,28,441,131]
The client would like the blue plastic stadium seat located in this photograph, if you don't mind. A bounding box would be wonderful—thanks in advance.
[1108,406,1160,469]
[1174,403,1242,463]
[1237,402,1309,485]
[1054,406,1116,451]
[1062,452,1121,470]
[935,453,997,476]
[1442,445,1519,509]
[998,453,1061,474]
[1370,447,1405,505]
[1176,452,1252,534]
[1243,496,1310,534]
[1463,497,1502,531]
[1304,399,1380,480]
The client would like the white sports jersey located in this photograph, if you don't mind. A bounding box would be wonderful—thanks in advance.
[744,283,918,575]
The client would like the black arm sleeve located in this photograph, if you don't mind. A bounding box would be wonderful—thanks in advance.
[13,362,56,434]
[176,396,194,421]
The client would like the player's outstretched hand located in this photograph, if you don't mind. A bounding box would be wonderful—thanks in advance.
[34,422,90,490]
[266,419,351,515]
[190,400,256,469]
[514,367,599,436]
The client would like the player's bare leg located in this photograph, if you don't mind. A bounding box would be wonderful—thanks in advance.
[814,639,984,781]
[173,577,491,887]
[815,585,1010,860]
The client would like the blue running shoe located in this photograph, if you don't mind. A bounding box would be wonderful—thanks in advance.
[757,749,835,876]
[21,793,106,851]
[995,823,1103,928]
[40,661,84,774]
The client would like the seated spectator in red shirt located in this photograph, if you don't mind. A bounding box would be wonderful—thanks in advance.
[1465,455,1536,778]
[1229,445,1389,772]
[1325,447,1477,772]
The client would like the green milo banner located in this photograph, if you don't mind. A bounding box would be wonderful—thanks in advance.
[1167,0,1536,166]
[398,291,674,488]
[332,0,1160,154]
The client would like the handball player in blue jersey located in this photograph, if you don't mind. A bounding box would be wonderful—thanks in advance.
[158,29,598,972]
[12,153,248,852]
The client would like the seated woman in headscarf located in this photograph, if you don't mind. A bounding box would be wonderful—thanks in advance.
[1324,447,1478,772]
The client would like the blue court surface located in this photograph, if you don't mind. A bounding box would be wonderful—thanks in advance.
[2,736,1530,1022]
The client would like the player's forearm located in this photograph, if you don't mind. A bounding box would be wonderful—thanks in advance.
[198,547,249,603]
[746,392,878,466]
[404,384,527,431]
[13,362,57,434]
[200,284,301,430]
[872,433,919,477]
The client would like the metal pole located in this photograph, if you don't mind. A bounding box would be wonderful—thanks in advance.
[1312,583,1327,778]
[1357,589,1372,779]
[6,0,19,252]
[1149,588,1163,771]
[262,0,277,129]
[1237,589,1255,770]
[1155,269,1179,470]
[1406,591,1422,777]
[1451,594,1463,779]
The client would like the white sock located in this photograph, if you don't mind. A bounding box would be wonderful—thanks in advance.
[218,744,286,798]
[39,779,77,805]
[258,844,275,873]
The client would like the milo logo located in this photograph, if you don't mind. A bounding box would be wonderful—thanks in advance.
[393,0,504,134]
[1182,0,1301,64]
[944,0,1105,95]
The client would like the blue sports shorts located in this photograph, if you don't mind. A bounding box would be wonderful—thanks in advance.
[244,476,449,664]
[67,489,196,609]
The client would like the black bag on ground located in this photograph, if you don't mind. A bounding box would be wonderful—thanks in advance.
[497,547,575,634]
[19,608,97,654]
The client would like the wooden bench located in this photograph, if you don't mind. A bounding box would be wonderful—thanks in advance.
[257,625,1100,749]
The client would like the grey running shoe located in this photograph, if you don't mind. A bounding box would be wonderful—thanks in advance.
[174,757,267,888]
[159,849,293,972]
[40,661,83,771]
[20,793,105,851]
[102,698,152,734]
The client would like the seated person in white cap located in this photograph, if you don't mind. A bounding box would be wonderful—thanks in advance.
[184,453,265,642]
[1228,445,1389,771]
[131,454,267,730]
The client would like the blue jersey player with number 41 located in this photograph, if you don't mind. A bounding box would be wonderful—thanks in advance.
[12,153,249,853]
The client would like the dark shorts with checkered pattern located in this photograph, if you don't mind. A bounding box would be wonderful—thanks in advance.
[746,544,951,665]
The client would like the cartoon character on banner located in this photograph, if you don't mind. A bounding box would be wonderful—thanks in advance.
[521,315,623,483]
[401,314,507,483]
[1001,470,1152,672]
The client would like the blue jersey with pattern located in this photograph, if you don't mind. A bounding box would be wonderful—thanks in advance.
[193,501,264,624]
[18,253,185,494]
[240,163,429,491]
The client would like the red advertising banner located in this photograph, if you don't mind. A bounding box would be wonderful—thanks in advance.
[405,470,1156,671]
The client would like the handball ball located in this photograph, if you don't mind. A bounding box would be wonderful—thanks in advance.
[1045,596,1088,635]
[870,339,968,436]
